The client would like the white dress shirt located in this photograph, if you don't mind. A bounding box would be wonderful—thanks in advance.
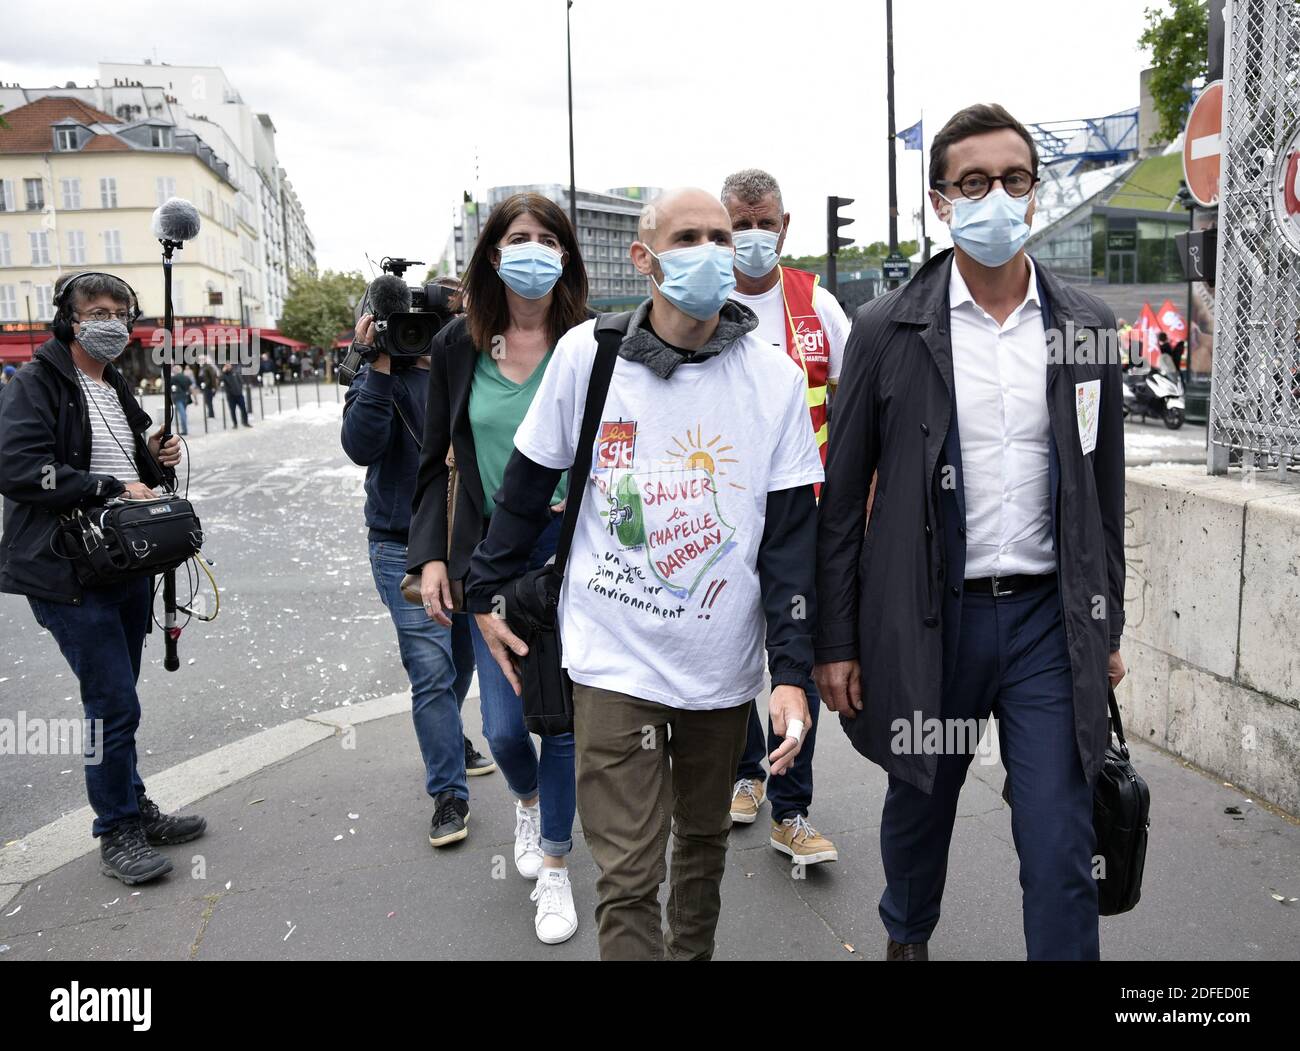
[949,257,1056,579]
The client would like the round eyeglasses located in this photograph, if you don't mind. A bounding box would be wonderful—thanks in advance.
[935,169,1038,201]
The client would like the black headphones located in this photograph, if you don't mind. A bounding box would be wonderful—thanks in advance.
[51,271,142,344]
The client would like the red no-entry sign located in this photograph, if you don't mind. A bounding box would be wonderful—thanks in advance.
[1184,81,1225,207]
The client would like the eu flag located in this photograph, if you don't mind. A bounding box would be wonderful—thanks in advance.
[898,120,924,151]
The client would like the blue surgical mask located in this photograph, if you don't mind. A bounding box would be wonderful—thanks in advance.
[644,243,737,321]
[496,242,564,299]
[940,187,1034,268]
[732,229,780,278]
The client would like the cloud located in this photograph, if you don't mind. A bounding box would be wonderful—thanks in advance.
[2,0,1154,272]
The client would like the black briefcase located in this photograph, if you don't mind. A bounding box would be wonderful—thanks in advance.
[1000,688,1150,916]
[1092,688,1150,916]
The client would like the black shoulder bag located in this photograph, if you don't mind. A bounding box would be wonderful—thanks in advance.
[504,312,631,736]
[1001,687,1149,916]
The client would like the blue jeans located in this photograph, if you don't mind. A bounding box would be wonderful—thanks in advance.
[878,578,1098,960]
[171,396,189,435]
[469,514,575,857]
[28,577,152,838]
[369,540,476,802]
[735,676,822,821]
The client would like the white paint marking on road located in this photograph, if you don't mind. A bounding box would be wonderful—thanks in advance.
[1191,133,1221,161]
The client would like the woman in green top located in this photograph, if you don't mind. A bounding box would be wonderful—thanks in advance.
[408,192,590,946]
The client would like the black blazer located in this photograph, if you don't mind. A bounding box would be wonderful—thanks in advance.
[406,317,489,582]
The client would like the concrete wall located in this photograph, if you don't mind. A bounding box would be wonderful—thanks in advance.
[1120,466,1300,815]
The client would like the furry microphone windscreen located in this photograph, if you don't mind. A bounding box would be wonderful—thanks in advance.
[366,275,413,319]
[151,197,202,242]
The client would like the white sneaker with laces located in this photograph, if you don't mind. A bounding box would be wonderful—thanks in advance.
[530,867,578,945]
[513,801,544,880]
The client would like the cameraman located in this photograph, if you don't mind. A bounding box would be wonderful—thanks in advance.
[0,271,206,886]
[341,304,492,851]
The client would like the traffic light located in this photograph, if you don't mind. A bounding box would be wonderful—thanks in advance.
[827,196,855,257]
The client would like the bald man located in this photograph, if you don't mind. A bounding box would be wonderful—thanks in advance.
[465,188,822,960]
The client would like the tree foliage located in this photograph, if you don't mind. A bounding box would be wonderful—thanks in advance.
[279,270,367,351]
[1139,0,1209,144]
[782,240,920,272]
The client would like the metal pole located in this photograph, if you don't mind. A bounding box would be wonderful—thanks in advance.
[294,375,300,409]
[920,108,930,262]
[24,294,34,358]
[566,0,578,236]
[885,0,900,263]
[258,377,265,420]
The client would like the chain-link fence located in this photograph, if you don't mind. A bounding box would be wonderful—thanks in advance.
[1210,0,1300,478]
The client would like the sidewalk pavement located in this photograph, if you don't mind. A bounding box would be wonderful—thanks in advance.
[1,688,1297,961]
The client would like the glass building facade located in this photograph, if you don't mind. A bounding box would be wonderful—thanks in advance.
[1029,206,1190,285]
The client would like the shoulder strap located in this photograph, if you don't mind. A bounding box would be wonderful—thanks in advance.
[553,312,633,575]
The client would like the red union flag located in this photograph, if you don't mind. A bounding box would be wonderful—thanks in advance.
[1156,300,1187,343]
[596,420,637,469]
[1135,303,1163,364]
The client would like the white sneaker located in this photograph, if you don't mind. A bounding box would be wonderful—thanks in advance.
[513,801,544,880]
[530,867,578,945]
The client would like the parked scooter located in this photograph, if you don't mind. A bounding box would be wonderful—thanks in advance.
[1123,352,1186,429]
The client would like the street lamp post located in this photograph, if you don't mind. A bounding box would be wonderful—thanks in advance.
[566,0,578,236]
[20,280,34,358]
[885,0,901,287]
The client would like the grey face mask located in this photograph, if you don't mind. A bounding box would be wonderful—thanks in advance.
[75,318,131,363]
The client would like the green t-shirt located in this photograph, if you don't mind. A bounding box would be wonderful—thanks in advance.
[469,350,568,518]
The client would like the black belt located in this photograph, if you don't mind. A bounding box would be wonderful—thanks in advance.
[963,573,1055,598]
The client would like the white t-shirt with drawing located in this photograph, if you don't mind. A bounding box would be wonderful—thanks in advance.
[513,318,825,711]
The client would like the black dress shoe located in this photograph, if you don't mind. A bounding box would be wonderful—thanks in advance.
[100,822,173,885]
[138,795,207,846]
[429,791,469,847]
[886,938,930,961]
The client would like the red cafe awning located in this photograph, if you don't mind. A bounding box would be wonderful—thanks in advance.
[257,330,309,350]
[0,332,42,363]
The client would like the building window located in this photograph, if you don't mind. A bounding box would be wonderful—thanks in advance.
[150,126,174,149]
[0,232,10,267]
[0,285,15,321]
[0,179,14,212]
[24,178,44,211]
[54,127,78,151]
[35,284,53,321]
[156,176,176,206]
[100,177,118,208]
[60,177,82,210]
[103,230,123,264]
[204,188,215,216]
[67,230,86,265]
[29,231,50,266]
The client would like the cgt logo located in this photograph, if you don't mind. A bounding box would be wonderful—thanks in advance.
[49,982,151,1031]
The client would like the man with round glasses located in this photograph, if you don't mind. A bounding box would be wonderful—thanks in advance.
[816,104,1127,960]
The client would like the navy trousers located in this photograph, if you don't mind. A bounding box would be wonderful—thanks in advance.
[29,578,152,838]
[878,578,1099,960]
[736,677,822,821]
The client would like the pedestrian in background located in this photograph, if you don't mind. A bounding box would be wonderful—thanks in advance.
[220,362,251,428]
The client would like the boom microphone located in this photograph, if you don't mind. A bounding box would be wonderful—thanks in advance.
[152,197,202,244]
[367,274,413,319]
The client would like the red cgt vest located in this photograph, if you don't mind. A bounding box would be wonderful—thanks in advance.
[778,266,830,464]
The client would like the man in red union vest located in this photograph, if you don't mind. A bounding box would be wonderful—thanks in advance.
[722,168,851,865]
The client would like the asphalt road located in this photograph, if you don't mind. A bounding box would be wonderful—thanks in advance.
[0,397,414,842]
[0,395,1210,844]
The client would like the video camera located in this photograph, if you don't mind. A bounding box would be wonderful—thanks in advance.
[338,257,459,385]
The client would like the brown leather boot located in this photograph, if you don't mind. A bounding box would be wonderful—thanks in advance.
[886,938,930,961]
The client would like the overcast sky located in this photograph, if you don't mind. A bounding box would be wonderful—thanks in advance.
[3,0,1157,274]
